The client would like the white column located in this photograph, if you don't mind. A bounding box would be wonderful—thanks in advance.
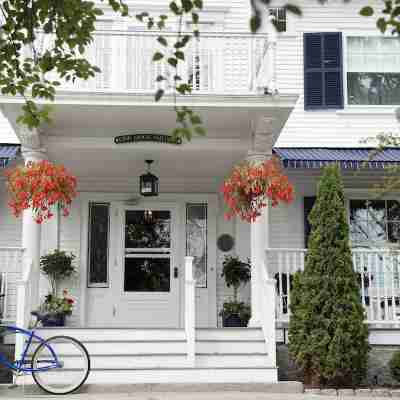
[21,147,47,311]
[247,152,270,327]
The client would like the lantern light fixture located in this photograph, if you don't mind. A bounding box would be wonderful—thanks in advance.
[140,160,159,197]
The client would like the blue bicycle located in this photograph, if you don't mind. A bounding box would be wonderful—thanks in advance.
[0,311,90,395]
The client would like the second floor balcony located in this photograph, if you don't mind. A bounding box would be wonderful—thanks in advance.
[44,31,270,96]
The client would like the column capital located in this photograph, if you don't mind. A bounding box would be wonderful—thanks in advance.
[16,125,42,149]
[21,146,48,163]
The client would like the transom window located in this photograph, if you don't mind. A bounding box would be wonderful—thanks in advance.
[347,37,400,105]
[350,200,400,246]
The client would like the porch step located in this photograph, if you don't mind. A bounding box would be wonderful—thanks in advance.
[20,367,278,385]
[30,327,275,383]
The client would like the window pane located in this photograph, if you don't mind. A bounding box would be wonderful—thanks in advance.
[88,203,110,287]
[124,257,170,292]
[389,222,400,243]
[348,73,400,105]
[125,210,171,249]
[347,37,400,105]
[388,200,400,221]
[186,204,207,288]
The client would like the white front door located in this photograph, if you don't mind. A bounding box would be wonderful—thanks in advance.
[110,205,180,327]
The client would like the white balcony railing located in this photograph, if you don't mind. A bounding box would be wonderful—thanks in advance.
[266,248,400,325]
[40,31,268,95]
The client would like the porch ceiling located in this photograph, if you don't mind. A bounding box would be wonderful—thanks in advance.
[1,101,294,193]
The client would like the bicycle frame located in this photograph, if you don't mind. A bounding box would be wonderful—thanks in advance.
[0,325,62,374]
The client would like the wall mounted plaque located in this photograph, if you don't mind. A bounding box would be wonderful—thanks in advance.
[217,234,235,252]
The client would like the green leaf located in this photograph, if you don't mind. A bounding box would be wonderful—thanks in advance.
[190,114,202,125]
[155,88,164,102]
[152,52,164,62]
[182,0,193,13]
[250,14,261,33]
[193,0,203,9]
[157,36,168,46]
[169,1,180,15]
[284,4,302,16]
[192,12,199,24]
[194,125,206,136]
[175,51,185,61]
[360,6,374,17]
[377,17,387,33]
[167,57,178,67]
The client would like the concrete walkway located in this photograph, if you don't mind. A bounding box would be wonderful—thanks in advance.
[0,385,398,400]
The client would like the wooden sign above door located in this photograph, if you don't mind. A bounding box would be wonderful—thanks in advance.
[114,134,182,145]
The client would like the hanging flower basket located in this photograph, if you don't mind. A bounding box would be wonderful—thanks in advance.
[5,160,77,224]
[221,157,294,222]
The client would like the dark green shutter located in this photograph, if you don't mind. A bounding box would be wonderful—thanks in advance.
[304,32,344,110]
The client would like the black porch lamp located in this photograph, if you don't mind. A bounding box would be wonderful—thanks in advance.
[140,160,159,197]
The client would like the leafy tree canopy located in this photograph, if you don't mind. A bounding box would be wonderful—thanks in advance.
[0,0,398,139]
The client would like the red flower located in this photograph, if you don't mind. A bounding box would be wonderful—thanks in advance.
[4,161,77,224]
[221,157,294,222]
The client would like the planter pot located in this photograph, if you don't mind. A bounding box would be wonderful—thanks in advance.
[41,313,66,327]
[223,313,247,327]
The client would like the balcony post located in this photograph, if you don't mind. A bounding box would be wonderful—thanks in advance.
[185,256,195,366]
[19,129,47,313]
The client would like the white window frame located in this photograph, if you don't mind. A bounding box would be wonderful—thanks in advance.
[345,194,400,250]
[342,31,400,109]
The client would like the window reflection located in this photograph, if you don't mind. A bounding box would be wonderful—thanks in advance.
[350,200,400,245]
[125,210,171,249]
[186,204,208,288]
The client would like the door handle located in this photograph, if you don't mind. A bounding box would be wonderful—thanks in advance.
[174,267,178,278]
[113,306,116,317]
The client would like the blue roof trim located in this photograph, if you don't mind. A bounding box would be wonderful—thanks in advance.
[0,145,20,168]
[273,148,400,170]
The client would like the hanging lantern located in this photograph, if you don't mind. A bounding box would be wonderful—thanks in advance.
[140,160,159,197]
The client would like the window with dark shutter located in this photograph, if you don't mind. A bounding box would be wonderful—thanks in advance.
[304,197,316,248]
[304,32,344,110]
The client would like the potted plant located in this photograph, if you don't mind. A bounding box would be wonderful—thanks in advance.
[39,290,75,327]
[219,255,251,327]
[37,250,76,327]
[221,157,294,223]
[5,160,77,224]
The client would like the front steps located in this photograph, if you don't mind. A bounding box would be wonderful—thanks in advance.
[26,327,277,384]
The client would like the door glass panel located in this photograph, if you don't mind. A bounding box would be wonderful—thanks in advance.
[186,204,207,288]
[125,210,171,249]
[124,257,170,292]
[88,203,110,287]
[124,209,172,293]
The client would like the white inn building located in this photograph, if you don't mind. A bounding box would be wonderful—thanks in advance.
[0,0,399,385]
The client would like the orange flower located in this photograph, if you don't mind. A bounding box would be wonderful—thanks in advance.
[221,158,294,222]
[4,161,77,224]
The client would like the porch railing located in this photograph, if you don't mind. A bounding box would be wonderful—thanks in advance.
[266,248,400,325]
[0,247,25,323]
[38,31,268,95]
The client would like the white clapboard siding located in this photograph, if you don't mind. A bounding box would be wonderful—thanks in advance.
[271,0,400,148]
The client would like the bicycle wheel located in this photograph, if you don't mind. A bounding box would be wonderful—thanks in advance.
[31,335,90,395]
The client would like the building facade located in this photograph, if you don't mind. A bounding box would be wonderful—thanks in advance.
[0,0,399,385]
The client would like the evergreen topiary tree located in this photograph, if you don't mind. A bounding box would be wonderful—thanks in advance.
[288,164,370,387]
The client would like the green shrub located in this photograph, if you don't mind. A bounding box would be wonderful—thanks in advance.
[40,250,76,296]
[390,351,400,382]
[289,165,370,387]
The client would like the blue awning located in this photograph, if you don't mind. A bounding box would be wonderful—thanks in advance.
[0,145,20,168]
[273,148,400,169]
